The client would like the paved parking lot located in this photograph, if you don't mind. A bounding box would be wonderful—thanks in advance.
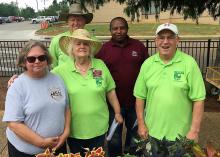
[0,21,46,40]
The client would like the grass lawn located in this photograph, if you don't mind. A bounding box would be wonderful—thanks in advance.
[36,22,220,36]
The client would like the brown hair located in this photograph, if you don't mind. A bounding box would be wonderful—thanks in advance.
[17,40,52,70]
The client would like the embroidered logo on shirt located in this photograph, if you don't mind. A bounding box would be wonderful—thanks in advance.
[93,69,103,87]
[49,87,63,100]
[93,69,102,78]
[174,71,184,81]
[131,51,138,57]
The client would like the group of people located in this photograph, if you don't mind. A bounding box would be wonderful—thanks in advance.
[3,2,205,157]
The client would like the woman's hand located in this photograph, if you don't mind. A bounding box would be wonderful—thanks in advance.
[8,122,59,149]
[115,113,123,124]
[53,107,70,150]
[41,136,59,149]
[107,90,123,124]
[53,134,68,150]
[7,74,18,88]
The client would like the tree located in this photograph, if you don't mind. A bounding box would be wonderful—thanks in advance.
[0,2,19,16]
[20,7,36,19]
[118,0,220,23]
[123,1,141,22]
[39,0,68,16]
[66,0,108,12]
[65,0,220,23]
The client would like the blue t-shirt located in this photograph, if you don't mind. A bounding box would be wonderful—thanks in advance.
[3,72,69,155]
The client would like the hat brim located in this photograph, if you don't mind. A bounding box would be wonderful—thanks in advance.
[59,35,102,56]
[59,13,93,24]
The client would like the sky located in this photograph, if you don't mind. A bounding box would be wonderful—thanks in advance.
[0,0,62,11]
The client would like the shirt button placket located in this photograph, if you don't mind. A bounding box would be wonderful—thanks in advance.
[161,66,167,79]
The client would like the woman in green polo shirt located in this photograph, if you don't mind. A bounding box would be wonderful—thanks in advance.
[52,29,123,156]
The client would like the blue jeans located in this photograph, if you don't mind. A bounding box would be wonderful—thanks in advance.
[107,106,137,157]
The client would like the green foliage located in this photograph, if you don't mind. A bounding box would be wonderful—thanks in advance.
[20,7,36,19]
[39,0,69,16]
[66,0,220,23]
[1,0,220,23]
[123,154,137,157]
[127,135,195,157]
[115,0,220,23]
[166,135,195,157]
[66,0,109,13]
[0,2,36,18]
[207,0,220,19]
[0,0,68,18]
[0,2,19,16]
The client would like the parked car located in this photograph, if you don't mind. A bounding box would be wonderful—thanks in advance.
[2,17,12,23]
[31,16,53,24]
[8,16,16,22]
[7,16,24,22]
[20,17,25,21]
[47,16,59,22]
[0,18,3,24]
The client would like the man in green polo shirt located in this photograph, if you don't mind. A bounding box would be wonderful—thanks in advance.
[7,3,100,85]
[134,23,206,156]
[49,2,93,68]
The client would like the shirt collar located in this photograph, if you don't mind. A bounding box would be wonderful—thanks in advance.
[66,57,94,72]
[110,35,131,47]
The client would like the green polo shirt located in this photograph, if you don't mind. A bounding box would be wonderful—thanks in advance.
[49,31,72,69]
[134,49,206,141]
[52,58,115,139]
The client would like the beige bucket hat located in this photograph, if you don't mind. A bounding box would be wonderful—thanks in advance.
[59,29,102,56]
[60,3,93,24]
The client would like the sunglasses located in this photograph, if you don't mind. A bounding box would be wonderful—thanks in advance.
[26,55,47,63]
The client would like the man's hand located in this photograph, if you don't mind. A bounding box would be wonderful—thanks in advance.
[186,129,199,142]
[7,74,18,88]
[138,123,148,139]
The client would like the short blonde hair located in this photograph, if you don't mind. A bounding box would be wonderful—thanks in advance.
[17,40,52,70]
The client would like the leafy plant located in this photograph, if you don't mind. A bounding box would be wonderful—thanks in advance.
[124,135,220,157]
[84,147,105,157]
[123,154,137,157]
[35,137,220,157]
[35,147,105,157]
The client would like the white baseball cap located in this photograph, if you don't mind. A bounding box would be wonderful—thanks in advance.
[156,23,178,35]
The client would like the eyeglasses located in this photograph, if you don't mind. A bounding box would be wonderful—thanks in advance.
[26,55,47,63]
[157,35,177,41]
